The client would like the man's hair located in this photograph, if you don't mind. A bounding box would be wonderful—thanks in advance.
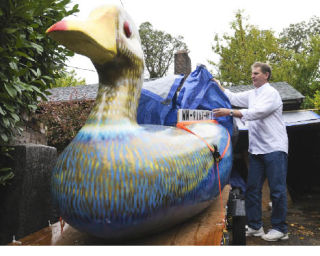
[251,62,272,81]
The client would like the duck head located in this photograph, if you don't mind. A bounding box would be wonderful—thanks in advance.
[47,5,145,124]
[47,5,144,77]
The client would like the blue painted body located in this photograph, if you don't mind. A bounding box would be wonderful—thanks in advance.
[52,121,232,240]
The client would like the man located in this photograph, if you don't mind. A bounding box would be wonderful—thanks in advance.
[213,62,289,242]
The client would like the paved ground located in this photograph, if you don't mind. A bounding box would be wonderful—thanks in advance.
[245,190,320,246]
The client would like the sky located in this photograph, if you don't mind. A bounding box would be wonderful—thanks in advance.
[65,0,320,84]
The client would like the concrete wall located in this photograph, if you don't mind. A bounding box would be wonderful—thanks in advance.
[10,125,47,145]
[0,144,57,245]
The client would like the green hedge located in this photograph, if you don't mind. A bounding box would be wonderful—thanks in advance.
[36,100,94,153]
[0,0,79,185]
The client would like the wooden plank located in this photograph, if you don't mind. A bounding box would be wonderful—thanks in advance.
[10,185,230,246]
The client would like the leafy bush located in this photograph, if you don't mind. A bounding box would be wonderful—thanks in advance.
[50,69,86,88]
[36,100,94,153]
[0,147,14,185]
[0,0,79,185]
[312,91,320,110]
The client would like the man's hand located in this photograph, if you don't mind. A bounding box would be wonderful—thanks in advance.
[212,108,230,117]
[213,108,243,118]
[212,78,225,92]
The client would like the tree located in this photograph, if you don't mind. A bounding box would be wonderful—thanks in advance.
[0,0,79,185]
[274,36,320,100]
[209,11,320,110]
[139,22,188,78]
[50,69,86,88]
[279,16,320,53]
[209,10,283,85]
[278,17,320,108]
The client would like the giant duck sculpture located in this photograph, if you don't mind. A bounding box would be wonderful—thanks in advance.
[47,5,232,240]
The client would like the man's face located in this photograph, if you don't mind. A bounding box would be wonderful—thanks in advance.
[251,67,269,88]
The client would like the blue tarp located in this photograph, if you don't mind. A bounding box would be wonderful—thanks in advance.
[137,75,184,125]
[137,65,241,189]
[137,65,233,136]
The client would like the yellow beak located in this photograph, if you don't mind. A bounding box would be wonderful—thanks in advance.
[46,6,119,65]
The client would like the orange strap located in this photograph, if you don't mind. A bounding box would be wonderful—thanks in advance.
[216,162,225,222]
[59,216,65,233]
[176,120,231,222]
[176,120,218,153]
[176,120,231,161]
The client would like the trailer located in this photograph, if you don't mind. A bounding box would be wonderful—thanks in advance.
[10,186,231,246]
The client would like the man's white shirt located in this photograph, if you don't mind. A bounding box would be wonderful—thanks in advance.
[225,83,288,154]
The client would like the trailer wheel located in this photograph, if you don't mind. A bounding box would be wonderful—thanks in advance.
[221,229,230,245]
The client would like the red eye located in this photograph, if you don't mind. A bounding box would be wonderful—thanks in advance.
[124,21,132,38]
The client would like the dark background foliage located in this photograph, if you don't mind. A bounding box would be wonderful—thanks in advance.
[36,100,94,153]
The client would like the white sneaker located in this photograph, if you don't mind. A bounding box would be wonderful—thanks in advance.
[246,226,265,237]
[262,229,289,241]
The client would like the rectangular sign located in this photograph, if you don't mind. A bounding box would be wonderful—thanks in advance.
[177,109,214,122]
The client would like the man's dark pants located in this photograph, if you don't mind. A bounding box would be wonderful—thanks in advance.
[245,151,288,233]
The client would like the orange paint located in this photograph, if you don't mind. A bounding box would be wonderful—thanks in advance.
[46,21,67,33]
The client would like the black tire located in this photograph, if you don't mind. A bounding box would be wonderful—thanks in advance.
[232,216,246,245]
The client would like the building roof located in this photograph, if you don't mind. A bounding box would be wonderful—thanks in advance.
[226,82,305,102]
[47,81,305,108]
[46,84,99,102]
[235,110,320,131]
